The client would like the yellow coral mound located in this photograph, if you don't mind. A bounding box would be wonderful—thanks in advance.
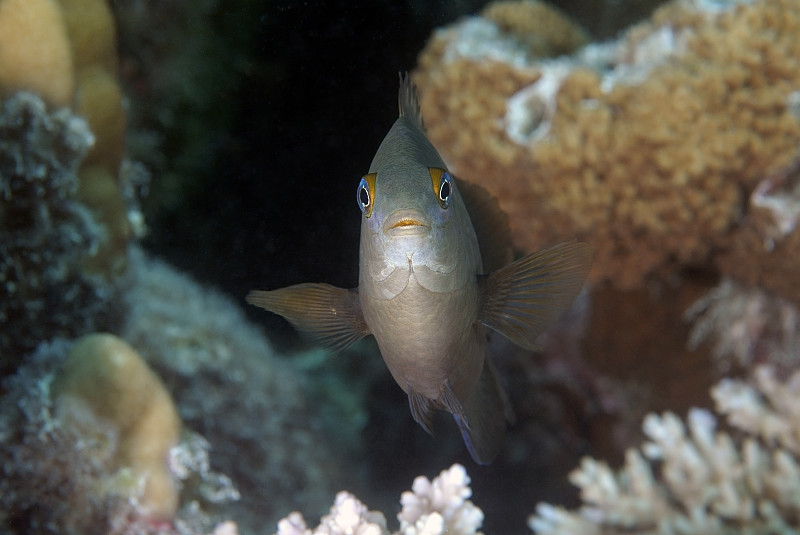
[0,0,75,106]
[414,0,800,292]
[0,0,132,279]
[52,333,182,521]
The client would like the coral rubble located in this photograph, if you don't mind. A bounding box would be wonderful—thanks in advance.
[529,365,800,534]
[414,0,800,294]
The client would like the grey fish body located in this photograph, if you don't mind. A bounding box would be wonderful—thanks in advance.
[248,74,593,464]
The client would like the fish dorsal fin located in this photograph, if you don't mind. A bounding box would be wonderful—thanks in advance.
[455,177,513,274]
[398,72,424,130]
[246,283,370,352]
[408,387,436,435]
[478,241,593,350]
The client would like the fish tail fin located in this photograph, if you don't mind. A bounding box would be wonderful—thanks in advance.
[398,72,424,131]
[246,283,370,352]
[452,359,510,465]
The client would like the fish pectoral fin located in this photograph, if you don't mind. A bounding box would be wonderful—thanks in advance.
[408,388,436,435]
[246,283,370,352]
[478,241,593,350]
[453,359,509,465]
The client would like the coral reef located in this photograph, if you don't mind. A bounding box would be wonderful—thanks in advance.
[0,92,122,373]
[529,365,800,534]
[717,150,800,305]
[0,339,133,535]
[414,0,800,294]
[0,337,237,535]
[121,246,364,535]
[276,464,484,535]
[0,0,135,281]
[52,333,182,521]
[686,278,800,373]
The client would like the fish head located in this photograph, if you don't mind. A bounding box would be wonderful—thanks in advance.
[357,118,481,299]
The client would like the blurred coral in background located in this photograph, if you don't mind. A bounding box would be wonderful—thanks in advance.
[2,0,800,533]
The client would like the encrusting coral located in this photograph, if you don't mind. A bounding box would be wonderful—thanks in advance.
[414,0,800,293]
[0,91,122,374]
[52,333,183,521]
[529,365,800,534]
[275,464,484,535]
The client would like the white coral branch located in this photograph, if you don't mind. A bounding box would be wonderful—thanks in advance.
[529,365,800,534]
[275,464,483,535]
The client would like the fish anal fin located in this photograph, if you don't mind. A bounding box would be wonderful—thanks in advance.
[454,177,513,274]
[478,241,593,350]
[246,283,369,352]
[408,388,436,436]
[439,379,469,431]
[453,359,509,465]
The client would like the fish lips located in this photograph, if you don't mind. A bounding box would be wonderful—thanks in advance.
[383,209,432,237]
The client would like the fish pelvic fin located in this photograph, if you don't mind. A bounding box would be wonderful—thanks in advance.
[478,241,593,350]
[408,387,436,436]
[246,283,370,352]
[398,72,424,131]
[452,359,509,465]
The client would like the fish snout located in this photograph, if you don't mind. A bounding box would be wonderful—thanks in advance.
[384,209,431,237]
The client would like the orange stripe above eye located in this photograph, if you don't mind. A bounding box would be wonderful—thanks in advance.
[429,167,445,199]
[363,173,377,218]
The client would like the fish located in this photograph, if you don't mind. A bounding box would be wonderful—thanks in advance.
[247,73,592,464]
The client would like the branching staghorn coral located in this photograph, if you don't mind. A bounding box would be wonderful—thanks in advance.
[275,464,484,535]
[685,278,800,373]
[529,365,800,534]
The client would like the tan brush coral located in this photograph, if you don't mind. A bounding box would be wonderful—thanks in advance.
[52,333,182,521]
[414,0,800,291]
[482,1,590,57]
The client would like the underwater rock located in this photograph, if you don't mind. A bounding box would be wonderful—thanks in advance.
[414,0,800,293]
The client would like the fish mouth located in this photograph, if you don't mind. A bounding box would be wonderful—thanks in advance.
[384,210,431,237]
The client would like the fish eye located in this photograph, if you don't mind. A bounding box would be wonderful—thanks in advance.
[438,173,452,205]
[429,167,452,209]
[356,173,376,218]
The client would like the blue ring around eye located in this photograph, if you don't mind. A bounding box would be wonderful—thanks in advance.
[357,177,370,213]
[439,172,452,207]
